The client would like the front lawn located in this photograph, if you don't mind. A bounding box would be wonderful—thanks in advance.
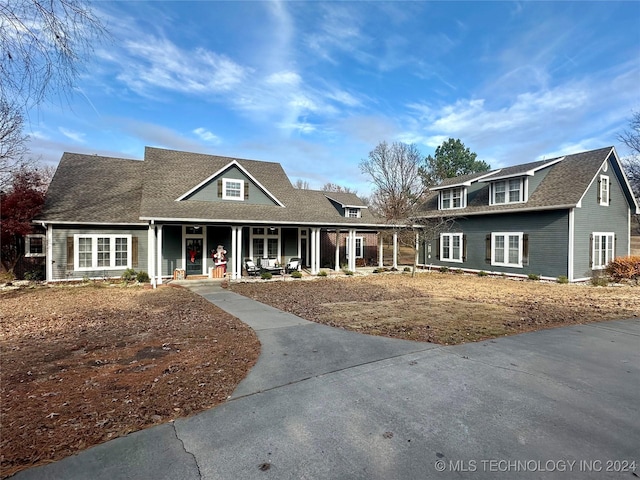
[230,272,639,344]
[0,285,260,478]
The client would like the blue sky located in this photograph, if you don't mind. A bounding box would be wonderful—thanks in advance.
[26,1,640,195]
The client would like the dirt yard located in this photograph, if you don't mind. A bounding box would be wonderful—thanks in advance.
[231,272,640,345]
[0,284,260,478]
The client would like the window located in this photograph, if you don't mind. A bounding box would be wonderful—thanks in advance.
[440,188,464,210]
[440,233,463,262]
[222,178,244,200]
[592,233,614,269]
[492,179,524,205]
[267,238,279,257]
[346,236,364,258]
[599,175,609,206]
[25,234,45,257]
[74,235,131,270]
[345,207,361,218]
[491,232,523,268]
[250,227,279,261]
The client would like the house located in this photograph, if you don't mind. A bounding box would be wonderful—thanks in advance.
[37,147,401,284]
[417,146,639,282]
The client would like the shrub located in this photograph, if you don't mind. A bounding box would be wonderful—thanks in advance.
[556,275,569,284]
[317,270,328,277]
[439,266,449,273]
[478,270,488,277]
[403,266,411,272]
[291,270,302,279]
[344,270,354,276]
[136,271,150,283]
[121,268,137,281]
[453,268,463,274]
[605,256,640,283]
[527,273,540,281]
[261,272,273,280]
[590,273,609,287]
[23,270,44,281]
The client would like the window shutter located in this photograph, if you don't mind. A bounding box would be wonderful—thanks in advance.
[462,234,467,262]
[435,238,440,260]
[597,180,601,204]
[485,234,491,264]
[67,237,74,270]
[217,179,223,198]
[244,181,249,200]
[522,234,529,266]
[132,237,139,268]
[589,234,593,268]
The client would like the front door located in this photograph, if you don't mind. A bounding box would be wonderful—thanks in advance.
[185,238,203,276]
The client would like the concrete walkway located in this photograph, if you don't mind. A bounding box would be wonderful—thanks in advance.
[14,282,640,479]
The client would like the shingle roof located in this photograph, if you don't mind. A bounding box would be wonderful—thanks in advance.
[479,157,562,181]
[40,147,385,227]
[323,191,368,208]
[419,146,617,218]
[39,153,145,223]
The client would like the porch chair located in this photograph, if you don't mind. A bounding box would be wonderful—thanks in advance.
[285,257,301,273]
[244,258,260,276]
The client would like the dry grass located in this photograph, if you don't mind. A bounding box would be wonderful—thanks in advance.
[231,272,640,344]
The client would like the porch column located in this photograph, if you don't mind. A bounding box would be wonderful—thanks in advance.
[316,228,322,273]
[415,232,419,268]
[378,233,384,267]
[334,230,340,272]
[348,229,356,272]
[46,224,53,282]
[148,224,156,288]
[156,225,163,285]
[310,227,317,275]
[392,230,398,269]
[231,226,237,279]
[236,227,243,279]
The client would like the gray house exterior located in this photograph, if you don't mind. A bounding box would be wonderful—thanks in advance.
[417,147,638,282]
[37,147,400,284]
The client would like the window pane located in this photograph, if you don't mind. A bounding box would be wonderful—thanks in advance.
[253,239,264,258]
[509,179,521,202]
[355,238,363,257]
[267,238,278,257]
[508,236,519,264]
[30,237,43,254]
[606,235,613,264]
[225,180,242,198]
[97,238,110,267]
[494,235,504,263]
[442,190,451,209]
[494,182,505,203]
[452,235,460,260]
[442,235,450,259]
[452,188,461,208]
[115,237,128,267]
[79,237,92,268]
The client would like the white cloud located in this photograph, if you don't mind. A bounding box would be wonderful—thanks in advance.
[266,71,302,86]
[59,127,86,143]
[193,128,221,144]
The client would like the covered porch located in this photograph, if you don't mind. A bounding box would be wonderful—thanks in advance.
[146,223,402,286]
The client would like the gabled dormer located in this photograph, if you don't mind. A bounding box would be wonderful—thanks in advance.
[480,157,565,206]
[430,171,497,211]
[175,160,284,206]
[324,193,368,218]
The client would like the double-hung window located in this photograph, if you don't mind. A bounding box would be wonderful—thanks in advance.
[75,234,131,270]
[599,175,609,206]
[222,178,243,200]
[592,233,614,269]
[440,233,463,262]
[25,234,46,257]
[491,179,524,205]
[491,232,523,267]
[345,208,361,218]
[440,188,464,210]
[346,237,364,258]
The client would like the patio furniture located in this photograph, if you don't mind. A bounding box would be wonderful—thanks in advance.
[259,258,284,275]
[244,258,260,276]
[285,257,301,273]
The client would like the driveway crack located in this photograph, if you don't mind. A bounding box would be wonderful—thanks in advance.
[171,421,202,479]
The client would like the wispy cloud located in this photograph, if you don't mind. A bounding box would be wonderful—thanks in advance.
[59,127,86,143]
[193,128,221,144]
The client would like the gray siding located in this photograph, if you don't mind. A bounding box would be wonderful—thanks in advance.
[161,225,182,276]
[207,226,232,272]
[573,159,630,279]
[282,228,299,263]
[50,226,148,281]
[527,165,552,195]
[185,166,276,205]
[421,210,570,279]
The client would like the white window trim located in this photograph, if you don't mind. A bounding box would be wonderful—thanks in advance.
[599,175,609,206]
[490,178,525,205]
[250,227,281,261]
[25,234,46,257]
[345,236,364,258]
[440,233,464,263]
[491,232,523,268]
[592,232,615,270]
[74,234,132,271]
[439,187,466,210]
[345,207,361,218]
[222,178,244,201]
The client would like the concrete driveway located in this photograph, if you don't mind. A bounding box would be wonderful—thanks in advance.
[14,283,640,479]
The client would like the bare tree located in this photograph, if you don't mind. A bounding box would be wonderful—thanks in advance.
[1,0,108,108]
[322,182,356,194]
[294,179,310,189]
[618,111,640,157]
[0,100,29,185]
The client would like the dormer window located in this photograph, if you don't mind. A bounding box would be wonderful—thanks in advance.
[345,207,361,218]
[491,178,525,205]
[439,187,465,210]
[222,178,244,201]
